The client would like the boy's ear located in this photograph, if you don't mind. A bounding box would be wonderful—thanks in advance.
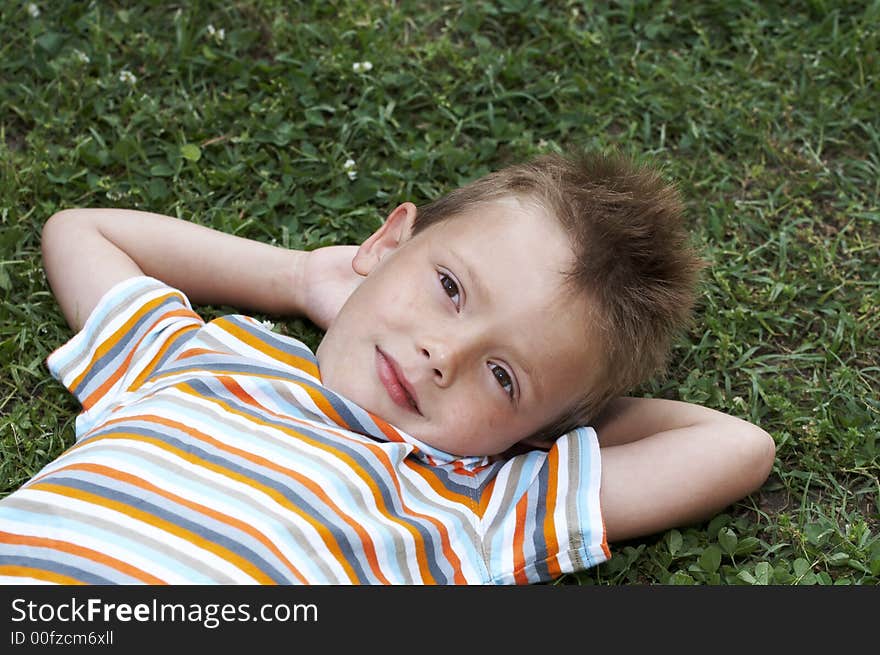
[352,202,418,276]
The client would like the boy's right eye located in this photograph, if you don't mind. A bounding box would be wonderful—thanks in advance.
[438,272,461,310]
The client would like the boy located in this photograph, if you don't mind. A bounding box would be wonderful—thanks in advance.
[0,151,774,584]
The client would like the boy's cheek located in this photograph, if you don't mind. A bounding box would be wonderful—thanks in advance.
[442,397,512,441]
[347,271,412,325]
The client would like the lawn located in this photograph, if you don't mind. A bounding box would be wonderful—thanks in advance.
[1,0,877,585]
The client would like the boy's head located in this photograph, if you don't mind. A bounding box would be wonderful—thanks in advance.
[316,150,703,457]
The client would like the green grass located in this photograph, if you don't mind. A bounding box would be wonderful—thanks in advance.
[1,0,877,585]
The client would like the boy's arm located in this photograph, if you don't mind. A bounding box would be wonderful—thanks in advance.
[41,208,361,332]
[593,397,776,542]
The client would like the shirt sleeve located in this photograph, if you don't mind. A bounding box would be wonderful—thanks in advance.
[45,276,203,437]
[479,426,610,584]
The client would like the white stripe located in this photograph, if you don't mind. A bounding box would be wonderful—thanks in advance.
[0,575,55,584]
[240,376,332,425]
[552,438,576,572]
[582,427,606,564]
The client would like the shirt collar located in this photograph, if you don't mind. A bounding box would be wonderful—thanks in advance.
[313,374,490,469]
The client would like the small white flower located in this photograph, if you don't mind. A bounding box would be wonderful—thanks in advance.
[206,25,225,41]
[73,49,90,64]
[118,69,137,84]
[343,158,357,180]
[352,61,373,73]
[26,3,40,18]
[261,320,275,331]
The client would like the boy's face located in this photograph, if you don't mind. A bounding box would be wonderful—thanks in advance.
[316,196,595,457]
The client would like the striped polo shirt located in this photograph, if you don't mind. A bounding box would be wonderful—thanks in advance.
[0,276,608,584]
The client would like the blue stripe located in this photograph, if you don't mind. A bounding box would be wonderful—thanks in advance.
[0,554,117,584]
[222,315,319,368]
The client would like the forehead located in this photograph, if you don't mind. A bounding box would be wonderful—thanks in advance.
[416,195,567,262]
[413,197,596,399]
[415,195,572,296]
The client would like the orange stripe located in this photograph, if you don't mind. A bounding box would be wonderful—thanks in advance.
[477,477,497,518]
[214,317,319,378]
[51,462,309,585]
[403,461,473,505]
[452,460,479,477]
[175,347,222,360]
[300,384,349,428]
[601,522,611,560]
[0,565,86,584]
[79,306,199,410]
[364,412,408,444]
[542,447,562,579]
[181,380,447,583]
[512,492,529,584]
[0,530,166,584]
[28,482,277,584]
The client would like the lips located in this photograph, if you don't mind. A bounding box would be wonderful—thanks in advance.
[375,347,421,414]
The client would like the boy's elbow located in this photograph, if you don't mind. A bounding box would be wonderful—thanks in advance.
[42,210,67,262]
[42,209,88,256]
[43,208,78,242]
[41,209,96,278]
[741,425,776,492]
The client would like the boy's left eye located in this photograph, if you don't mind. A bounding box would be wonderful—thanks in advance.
[439,272,461,309]
[489,362,515,400]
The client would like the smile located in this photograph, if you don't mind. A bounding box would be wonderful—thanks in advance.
[375,347,421,415]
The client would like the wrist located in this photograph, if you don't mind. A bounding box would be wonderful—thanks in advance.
[271,247,310,317]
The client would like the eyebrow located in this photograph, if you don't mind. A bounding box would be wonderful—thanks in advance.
[449,248,542,403]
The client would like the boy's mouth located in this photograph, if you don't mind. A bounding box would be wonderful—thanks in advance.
[375,347,421,415]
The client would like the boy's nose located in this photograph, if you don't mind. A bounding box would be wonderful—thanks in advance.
[418,336,468,387]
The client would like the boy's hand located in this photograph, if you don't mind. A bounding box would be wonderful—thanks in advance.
[299,245,363,331]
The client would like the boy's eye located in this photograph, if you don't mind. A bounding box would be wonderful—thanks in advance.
[439,272,461,309]
[489,362,515,400]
